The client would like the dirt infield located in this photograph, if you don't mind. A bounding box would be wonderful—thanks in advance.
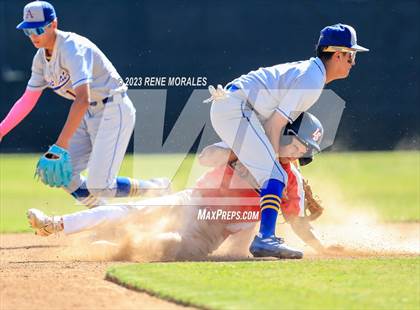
[0,233,191,310]
[1,220,419,310]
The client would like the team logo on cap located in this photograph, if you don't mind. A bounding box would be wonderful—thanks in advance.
[312,128,322,142]
[25,9,34,20]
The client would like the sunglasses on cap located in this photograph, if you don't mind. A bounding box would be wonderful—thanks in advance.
[322,46,357,64]
[22,22,52,36]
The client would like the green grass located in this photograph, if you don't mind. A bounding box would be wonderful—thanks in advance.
[106,258,420,310]
[0,151,419,232]
[0,154,79,232]
[0,153,199,233]
[302,151,420,221]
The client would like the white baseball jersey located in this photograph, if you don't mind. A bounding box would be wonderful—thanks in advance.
[230,57,326,122]
[27,30,126,102]
[26,30,135,198]
[210,58,326,186]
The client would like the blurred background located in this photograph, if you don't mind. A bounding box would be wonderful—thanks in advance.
[0,0,419,152]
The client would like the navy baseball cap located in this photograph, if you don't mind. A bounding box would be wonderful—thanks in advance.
[16,1,56,29]
[318,24,369,52]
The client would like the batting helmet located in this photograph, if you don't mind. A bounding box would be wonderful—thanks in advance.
[281,112,324,165]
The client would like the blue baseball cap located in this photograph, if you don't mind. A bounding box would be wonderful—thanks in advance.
[16,1,56,29]
[318,24,369,52]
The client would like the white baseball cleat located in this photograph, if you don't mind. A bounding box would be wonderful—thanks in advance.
[27,208,63,236]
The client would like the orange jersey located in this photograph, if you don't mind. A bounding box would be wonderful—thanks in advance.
[194,162,304,221]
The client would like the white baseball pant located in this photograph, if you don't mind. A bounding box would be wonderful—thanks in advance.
[64,93,136,197]
[210,91,287,187]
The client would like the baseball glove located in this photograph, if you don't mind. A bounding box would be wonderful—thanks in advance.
[303,179,324,221]
[35,144,72,187]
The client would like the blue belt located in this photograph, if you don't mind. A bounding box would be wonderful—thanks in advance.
[90,92,126,106]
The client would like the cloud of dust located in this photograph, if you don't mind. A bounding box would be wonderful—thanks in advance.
[208,180,420,259]
[211,227,255,260]
[61,182,419,262]
[62,194,192,262]
[294,182,420,256]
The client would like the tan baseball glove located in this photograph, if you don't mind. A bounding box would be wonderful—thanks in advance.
[303,179,324,221]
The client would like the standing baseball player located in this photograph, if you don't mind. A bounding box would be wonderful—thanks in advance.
[0,1,169,207]
[208,23,369,258]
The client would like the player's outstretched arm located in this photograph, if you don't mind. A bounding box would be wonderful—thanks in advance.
[55,84,90,149]
[198,145,237,167]
[0,89,43,141]
[288,216,325,253]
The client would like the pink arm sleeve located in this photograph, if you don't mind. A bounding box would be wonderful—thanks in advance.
[0,89,42,137]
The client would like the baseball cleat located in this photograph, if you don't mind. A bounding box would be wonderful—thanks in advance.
[27,208,63,236]
[249,234,303,259]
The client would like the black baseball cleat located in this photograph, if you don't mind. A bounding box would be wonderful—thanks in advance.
[249,234,303,259]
